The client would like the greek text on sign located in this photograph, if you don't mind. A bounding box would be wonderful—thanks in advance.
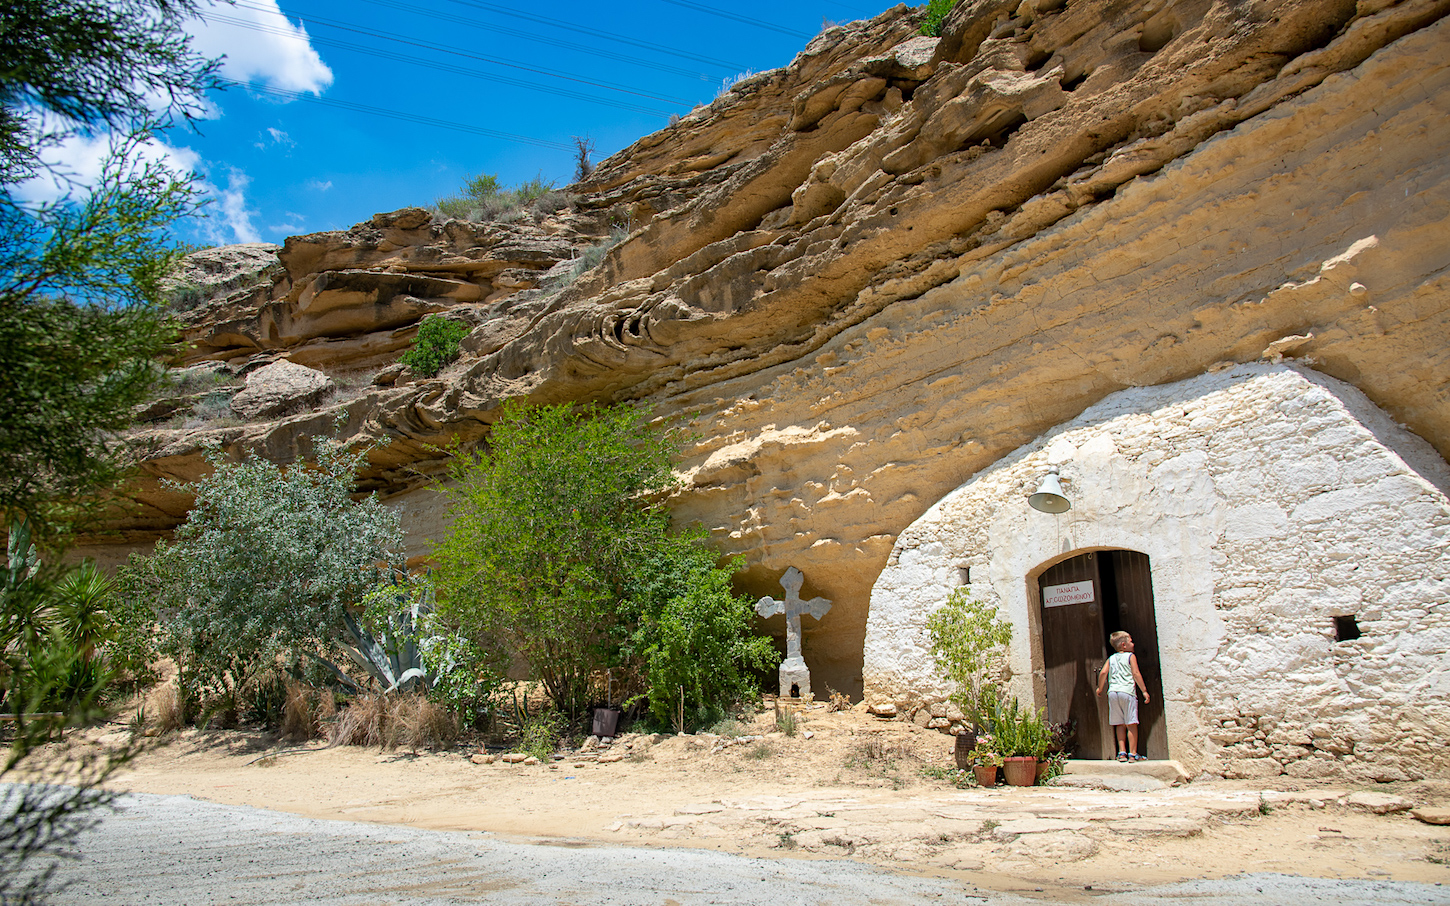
[1043,581,1094,608]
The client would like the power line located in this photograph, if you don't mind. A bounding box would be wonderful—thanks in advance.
[438,0,748,71]
[239,1,693,105]
[216,78,576,151]
[207,10,679,117]
[222,3,690,110]
[353,0,724,82]
[656,0,813,39]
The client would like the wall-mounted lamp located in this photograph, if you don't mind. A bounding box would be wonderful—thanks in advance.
[1028,466,1071,514]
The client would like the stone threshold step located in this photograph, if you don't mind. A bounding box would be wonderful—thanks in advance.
[1061,758,1190,784]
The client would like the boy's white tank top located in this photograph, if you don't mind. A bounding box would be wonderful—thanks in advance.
[1107,651,1135,694]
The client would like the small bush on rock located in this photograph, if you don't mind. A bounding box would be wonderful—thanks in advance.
[399,315,468,377]
[919,0,958,36]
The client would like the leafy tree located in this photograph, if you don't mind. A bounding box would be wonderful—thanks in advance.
[0,2,216,900]
[1,0,219,535]
[0,0,216,183]
[436,402,776,723]
[435,402,681,718]
[138,437,404,723]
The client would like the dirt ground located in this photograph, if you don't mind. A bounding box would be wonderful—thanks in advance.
[81,702,1450,901]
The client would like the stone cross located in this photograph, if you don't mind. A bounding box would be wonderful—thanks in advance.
[756,567,832,698]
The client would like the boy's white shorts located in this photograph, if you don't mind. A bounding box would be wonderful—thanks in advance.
[1108,691,1139,726]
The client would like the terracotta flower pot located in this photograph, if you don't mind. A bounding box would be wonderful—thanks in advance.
[1003,756,1038,787]
[973,765,998,787]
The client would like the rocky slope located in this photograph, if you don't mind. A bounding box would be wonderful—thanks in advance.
[96,0,1450,697]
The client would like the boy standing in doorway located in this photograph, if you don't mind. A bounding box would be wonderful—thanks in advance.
[1096,630,1151,761]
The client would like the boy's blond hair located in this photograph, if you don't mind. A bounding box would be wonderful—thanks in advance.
[1109,630,1131,651]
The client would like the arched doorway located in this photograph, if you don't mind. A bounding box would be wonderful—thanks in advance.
[1036,550,1167,760]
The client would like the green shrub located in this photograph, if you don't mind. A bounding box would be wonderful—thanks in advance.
[132,435,403,724]
[433,172,560,223]
[919,0,958,36]
[926,589,1011,730]
[623,540,778,731]
[517,710,563,761]
[399,315,468,377]
[435,402,776,722]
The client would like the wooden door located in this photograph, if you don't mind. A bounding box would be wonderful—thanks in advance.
[1038,553,1111,759]
[1106,551,1168,759]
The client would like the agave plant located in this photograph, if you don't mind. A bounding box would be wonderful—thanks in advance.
[313,571,433,694]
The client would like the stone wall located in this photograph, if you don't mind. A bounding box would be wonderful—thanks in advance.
[862,364,1450,779]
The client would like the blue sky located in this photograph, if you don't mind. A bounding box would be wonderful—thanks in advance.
[21,0,894,247]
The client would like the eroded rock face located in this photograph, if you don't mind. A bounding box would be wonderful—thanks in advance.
[100,0,1450,701]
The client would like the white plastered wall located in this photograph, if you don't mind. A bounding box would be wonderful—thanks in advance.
[862,363,1450,779]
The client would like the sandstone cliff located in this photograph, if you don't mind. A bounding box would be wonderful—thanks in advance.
[98,0,1450,698]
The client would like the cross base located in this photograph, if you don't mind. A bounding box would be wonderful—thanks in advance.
[777,656,812,700]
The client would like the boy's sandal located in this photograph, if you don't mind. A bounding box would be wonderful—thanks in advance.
[1117,752,1128,762]
[1130,753,1147,761]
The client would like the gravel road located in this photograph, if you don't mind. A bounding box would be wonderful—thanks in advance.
[40,791,1450,905]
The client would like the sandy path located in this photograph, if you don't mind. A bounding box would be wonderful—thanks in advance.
[97,707,1450,900]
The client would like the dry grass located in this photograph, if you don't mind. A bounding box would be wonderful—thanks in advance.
[329,693,456,751]
[281,681,335,742]
[391,695,457,751]
[149,683,185,735]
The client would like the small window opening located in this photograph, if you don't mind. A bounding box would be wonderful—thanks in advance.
[957,566,971,585]
[1334,615,1361,641]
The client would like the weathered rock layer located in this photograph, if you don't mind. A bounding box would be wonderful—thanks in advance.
[98,0,1450,701]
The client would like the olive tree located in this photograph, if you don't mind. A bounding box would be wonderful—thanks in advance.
[140,438,403,722]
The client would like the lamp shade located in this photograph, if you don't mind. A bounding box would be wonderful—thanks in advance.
[1028,468,1071,514]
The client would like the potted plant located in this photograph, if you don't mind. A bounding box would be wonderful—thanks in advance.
[968,737,1004,787]
[986,695,1051,786]
[927,590,1012,769]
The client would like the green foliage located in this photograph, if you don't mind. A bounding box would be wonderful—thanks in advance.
[516,710,563,761]
[926,589,1012,729]
[135,436,403,723]
[0,0,217,183]
[436,401,680,718]
[436,402,772,723]
[919,0,959,37]
[0,144,196,536]
[1039,749,1068,781]
[968,736,1005,767]
[398,315,468,377]
[433,172,567,223]
[0,2,215,899]
[775,707,799,737]
[571,227,628,280]
[920,764,974,788]
[621,536,777,730]
[982,694,1051,758]
[52,559,156,690]
[1,517,140,904]
[317,571,499,726]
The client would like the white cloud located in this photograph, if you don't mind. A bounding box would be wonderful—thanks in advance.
[306,178,332,192]
[267,212,306,235]
[266,127,294,147]
[217,167,262,243]
[190,0,334,95]
[11,127,202,205]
